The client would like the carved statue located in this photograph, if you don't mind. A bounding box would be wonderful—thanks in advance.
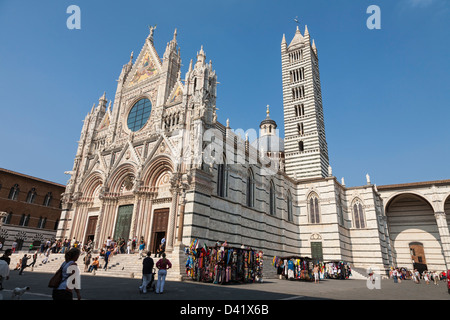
[148,24,157,38]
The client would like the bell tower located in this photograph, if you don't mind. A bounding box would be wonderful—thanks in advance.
[281,25,329,180]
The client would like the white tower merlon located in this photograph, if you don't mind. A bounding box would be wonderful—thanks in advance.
[281,24,329,180]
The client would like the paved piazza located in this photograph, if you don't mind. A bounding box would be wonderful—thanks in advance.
[2,270,448,301]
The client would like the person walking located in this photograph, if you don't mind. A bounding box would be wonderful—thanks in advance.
[155,253,172,294]
[424,271,430,284]
[29,251,38,271]
[51,248,82,300]
[392,268,398,283]
[139,241,145,259]
[313,264,320,284]
[433,271,440,285]
[83,251,92,272]
[11,241,17,253]
[414,269,421,284]
[139,251,154,294]
[103,248,112,271]
[42,247,51,264]
[18,254,30,275]
[127,239,132,254]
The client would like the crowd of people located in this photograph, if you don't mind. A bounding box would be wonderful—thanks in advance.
[390,267,447,285]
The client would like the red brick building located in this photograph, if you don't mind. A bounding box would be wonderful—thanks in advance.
[0,168,65,251]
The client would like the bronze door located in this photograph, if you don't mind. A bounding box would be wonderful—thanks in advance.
[114,205,134,241]
[151,208,169,253]
[85,216,98,244]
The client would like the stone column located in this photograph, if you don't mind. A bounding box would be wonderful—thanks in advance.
[166,188,179,252]
[434,211,450,269]
[176,191,186,245]
[129,194,140,240]
[94,200,106,251]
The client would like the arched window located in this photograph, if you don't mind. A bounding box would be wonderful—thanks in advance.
[308,193,320,224]
[299,141,304,152]
[269,181,276,215]
[352,199,366,229]
[54,219,59,231]
[287,191,293,222]
[8,184,19,200]
[19,214,30,227]
[43,192,53,206]
[217,156,228,198]
[38,216,47,229]
[337,194,344,226]
[26,188,37,204]
[4,212,12,224]
[246,169,255,207]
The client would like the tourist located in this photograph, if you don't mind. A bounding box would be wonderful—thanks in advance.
[139,241,145,259]
[127,239,132,254]
[83,250,92,272]
[313,264,320,284]
[155,253,172,294]
[18,254,30,275]
[42,247,51,264]
[433,271,440,285]
[11,241,17,253]
[424,271,430,284]
[29,251,38,270]
[139,251,155,294]
[88,257,99,273]
[413,269,420,284]
[104,248,112,271]
[106,236,112,250]
[52,248,82,300]
[392,268,398,283]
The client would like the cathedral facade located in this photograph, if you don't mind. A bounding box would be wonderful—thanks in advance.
[58,26,450,277]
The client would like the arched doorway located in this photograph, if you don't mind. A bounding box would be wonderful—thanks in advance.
[385,193,445,271]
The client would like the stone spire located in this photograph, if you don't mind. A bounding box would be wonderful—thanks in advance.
[289,25,304,48]
[196,45,206,67]
[98,92,107,109]
[312,39,317,55]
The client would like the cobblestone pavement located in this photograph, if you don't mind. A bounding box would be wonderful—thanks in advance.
[2,270,449,301]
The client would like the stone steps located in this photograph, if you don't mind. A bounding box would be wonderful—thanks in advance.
[8,250,186,281]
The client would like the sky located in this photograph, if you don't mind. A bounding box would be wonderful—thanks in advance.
[0,0,449,187]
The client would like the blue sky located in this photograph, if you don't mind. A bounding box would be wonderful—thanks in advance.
[0,0,449,187]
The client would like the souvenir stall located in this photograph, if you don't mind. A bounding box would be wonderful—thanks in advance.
[323,261,352,279]
[185,239,264,285]
[272,256,315,281]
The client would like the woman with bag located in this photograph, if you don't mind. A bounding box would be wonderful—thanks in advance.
[155,253,172,294]
[50,248,82,300]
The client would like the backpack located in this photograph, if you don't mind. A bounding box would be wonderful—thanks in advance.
[48,263,65,288]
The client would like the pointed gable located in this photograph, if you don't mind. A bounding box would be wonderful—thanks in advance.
[166,81,184,105]
[126,39,162,87]
[288,26,304,48]
[98,110,110,131]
